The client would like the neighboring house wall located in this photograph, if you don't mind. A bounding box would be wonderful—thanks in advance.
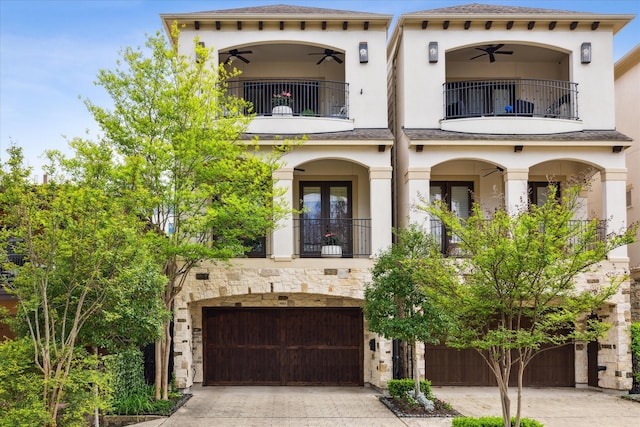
[615,45,640,322]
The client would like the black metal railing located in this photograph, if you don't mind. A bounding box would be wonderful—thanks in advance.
[293,218,371,258]
[430,218,606,256]
[443,79,578,120]
[226,79,349,118]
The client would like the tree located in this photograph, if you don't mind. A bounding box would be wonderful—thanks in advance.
[364,226,453,400]
[84,24,293,399]
[0,144,159,425]
[418,182,637,427]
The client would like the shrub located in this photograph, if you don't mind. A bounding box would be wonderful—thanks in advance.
[452,416,544,427]
[0,338,50,427]
[631,323,640,383]
[104,347,148,415]
[387,378,432,399]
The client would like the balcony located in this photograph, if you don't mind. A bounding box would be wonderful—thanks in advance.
[293,218,372,258]
[430,219,607,257]
[441,79,581,135]
[226,79,353,134]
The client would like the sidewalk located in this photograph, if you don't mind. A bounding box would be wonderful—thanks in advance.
[130,385,640,427]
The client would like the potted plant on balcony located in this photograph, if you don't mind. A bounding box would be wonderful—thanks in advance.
[321,232,342,257]
[271,91,293,115]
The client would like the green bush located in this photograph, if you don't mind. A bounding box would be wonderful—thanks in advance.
[0,338,50,427]
[631,323,640,383]
[104,347,148,415]
[387,378,432,399]
[452,416,544,427]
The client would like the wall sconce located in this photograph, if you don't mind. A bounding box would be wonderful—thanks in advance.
[612,145,623,153]
[428,41,438,63]
[581,42,591,63]
[514,145,523,152]
[359,42,368,63]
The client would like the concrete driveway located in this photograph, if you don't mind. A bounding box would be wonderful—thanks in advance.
[132,385,640,427]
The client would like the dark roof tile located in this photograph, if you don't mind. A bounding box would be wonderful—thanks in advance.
[402,128,632,142]
[406,3,587,16]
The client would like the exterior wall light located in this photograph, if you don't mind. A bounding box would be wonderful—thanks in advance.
[359,42,368,63]
[429,41,438,63]
[581,42,592,63]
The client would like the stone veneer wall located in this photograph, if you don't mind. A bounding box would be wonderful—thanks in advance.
[171,260,394,390]
[573,260,633,390]
[172,259,632,391]
[630,274,640,323]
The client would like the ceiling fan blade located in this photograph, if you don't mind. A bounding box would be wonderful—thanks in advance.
[470,53,487,60]
[316,56,325,65]
[237,55,250,63]
[493,44,505,50]
[237,50,252,54]
[489,53,496,63]
[333,55,343,64]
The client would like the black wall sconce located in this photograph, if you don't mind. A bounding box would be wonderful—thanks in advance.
[612,145,623,153]
[428,41,438,63]
[369,338,376,351]
[581,42,592,63]
[514,145,523,152]
[359,42,368,63]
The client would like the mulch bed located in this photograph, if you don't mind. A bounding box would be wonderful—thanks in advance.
[379,395,463,418]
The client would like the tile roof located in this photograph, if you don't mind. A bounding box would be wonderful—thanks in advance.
[406,3,589,16]
[188,4,389,18]
[402,129,632,142]
[243,128,394,141]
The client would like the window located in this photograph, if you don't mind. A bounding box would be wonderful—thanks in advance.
[528,182,560,207]
[299,182,352,257]
[429,181,474,255]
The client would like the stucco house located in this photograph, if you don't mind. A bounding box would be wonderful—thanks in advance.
[613,44,640,323]
[389,4,634,390]
[160,4,395,389]
[160,3,635,392]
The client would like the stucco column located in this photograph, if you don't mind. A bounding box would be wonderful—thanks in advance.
[370,167,393,256]
[405,167,431,228]
[503,168,529,215]
[602,169,628,261]
[272,168,294,261]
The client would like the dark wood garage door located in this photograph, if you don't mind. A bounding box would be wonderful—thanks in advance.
[425,343,575,387]
[203,307,363,386]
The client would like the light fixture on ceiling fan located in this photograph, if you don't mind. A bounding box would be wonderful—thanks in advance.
[309,49,344,65]
[470,44,513,63]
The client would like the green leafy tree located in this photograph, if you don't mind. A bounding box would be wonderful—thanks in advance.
[364,226,453,398]
[0,145,155,425]
[418,182,637,427]
[84,24,293,399]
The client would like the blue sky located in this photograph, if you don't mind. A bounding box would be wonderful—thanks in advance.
[1,0,638,179]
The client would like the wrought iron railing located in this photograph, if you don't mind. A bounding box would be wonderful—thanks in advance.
[430,218,606,256]
[443,79,579,120]
[293,218,371,258]
[226,79,349,118]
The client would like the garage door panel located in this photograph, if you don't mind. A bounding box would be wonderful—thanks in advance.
[426,343,574,387]
[203,307,363,386]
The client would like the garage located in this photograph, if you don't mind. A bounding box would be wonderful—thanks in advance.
[425,343,575,387]
[203,307,363,386]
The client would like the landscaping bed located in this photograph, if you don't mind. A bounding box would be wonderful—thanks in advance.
[380,395,462,418]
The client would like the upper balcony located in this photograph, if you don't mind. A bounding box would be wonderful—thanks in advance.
[226,78,353,134]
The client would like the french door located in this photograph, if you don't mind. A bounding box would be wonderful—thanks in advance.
[300,182,352,257]
[429,181,474,255]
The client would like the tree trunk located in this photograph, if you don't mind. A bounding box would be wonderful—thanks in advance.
[515,359,525,427]
[412,341,420,397]
[154,341,162,400]
[492,358,511,427]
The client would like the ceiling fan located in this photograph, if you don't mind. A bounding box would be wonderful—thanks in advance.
[222,49,252,64]
[482,166,504,177]
[309,49,343,65]
[470,44,513,63]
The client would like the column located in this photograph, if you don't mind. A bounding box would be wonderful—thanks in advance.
[503,168,529,215]
[405,167,431,228]
[370,167,393,255]
[271,168,294,261]
[602,169,628,261]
